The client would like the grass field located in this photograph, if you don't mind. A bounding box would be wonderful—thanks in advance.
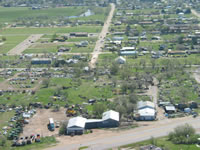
[0,111,15,130]
[23,43,95,53]
[1,26,102,35]
[0,78,113,106]
[120,136,200,150]
[0,6,110,25]
[0,7,87,24]
[0,35,28,54]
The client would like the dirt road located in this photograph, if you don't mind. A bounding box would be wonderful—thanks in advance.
[191,9,200,18]
[46,116,200,150]
[7,34,43,55]
[193,68,200,83]
[89,3,115,68]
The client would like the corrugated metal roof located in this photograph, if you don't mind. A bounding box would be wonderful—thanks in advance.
[86,119,102,123]
[137,101,155,110]
[102,110,119,121]
[67,116,87,128]
[138,108,155,116]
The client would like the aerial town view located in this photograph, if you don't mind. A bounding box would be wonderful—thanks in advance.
[1,0,200,149]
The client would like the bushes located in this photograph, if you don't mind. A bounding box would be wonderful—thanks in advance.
[168,124,199,144]
[59,121,68,135]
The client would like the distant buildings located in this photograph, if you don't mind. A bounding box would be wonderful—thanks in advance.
[31,58,51,65]
[70,32,88,37]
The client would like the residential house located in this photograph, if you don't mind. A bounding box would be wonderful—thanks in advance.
[135,101,156,121]
[137,108,156,121]
[137,101,155,110]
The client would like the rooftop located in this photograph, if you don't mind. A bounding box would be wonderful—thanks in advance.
[102,110,119,121]
[67,116,87,128]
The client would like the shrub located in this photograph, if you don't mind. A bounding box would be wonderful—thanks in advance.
[168,124,199,144]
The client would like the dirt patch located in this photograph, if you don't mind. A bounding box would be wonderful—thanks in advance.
[21,108,67,137]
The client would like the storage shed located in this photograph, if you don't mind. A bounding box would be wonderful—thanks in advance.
[66,117,87,135]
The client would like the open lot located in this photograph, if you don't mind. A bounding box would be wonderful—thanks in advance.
[22,108,67,137]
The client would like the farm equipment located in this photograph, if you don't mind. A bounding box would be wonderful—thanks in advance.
[66,107,76,117]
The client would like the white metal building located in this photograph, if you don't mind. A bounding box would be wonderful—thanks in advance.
[66,117,87,135]
[137,101,155,110]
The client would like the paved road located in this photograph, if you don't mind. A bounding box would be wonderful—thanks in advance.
[7,34,43,55]
[46,116,200,150]
[89,3,115,68]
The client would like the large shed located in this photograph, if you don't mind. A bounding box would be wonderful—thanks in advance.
[85,110,120,129]
[101,110,119,128]
[66,117,87,135]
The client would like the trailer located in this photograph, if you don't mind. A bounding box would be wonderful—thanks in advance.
[48,118,55,131]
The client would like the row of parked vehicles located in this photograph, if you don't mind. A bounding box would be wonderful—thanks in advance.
[12,134,41,147]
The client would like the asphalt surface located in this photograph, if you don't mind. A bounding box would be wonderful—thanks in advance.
[46,116,200,150]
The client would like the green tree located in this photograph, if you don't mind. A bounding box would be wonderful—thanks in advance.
[42,78,50,88]
[110,62,119,75]
[168,124,198,144]
[93,103,106,118]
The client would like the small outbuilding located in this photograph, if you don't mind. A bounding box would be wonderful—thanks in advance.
[115,56,126,64]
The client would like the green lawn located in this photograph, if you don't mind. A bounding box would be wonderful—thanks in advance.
[0,111,15,130]
[0,78,113,106]
[0,7,87,24]
[0,35,28,54]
